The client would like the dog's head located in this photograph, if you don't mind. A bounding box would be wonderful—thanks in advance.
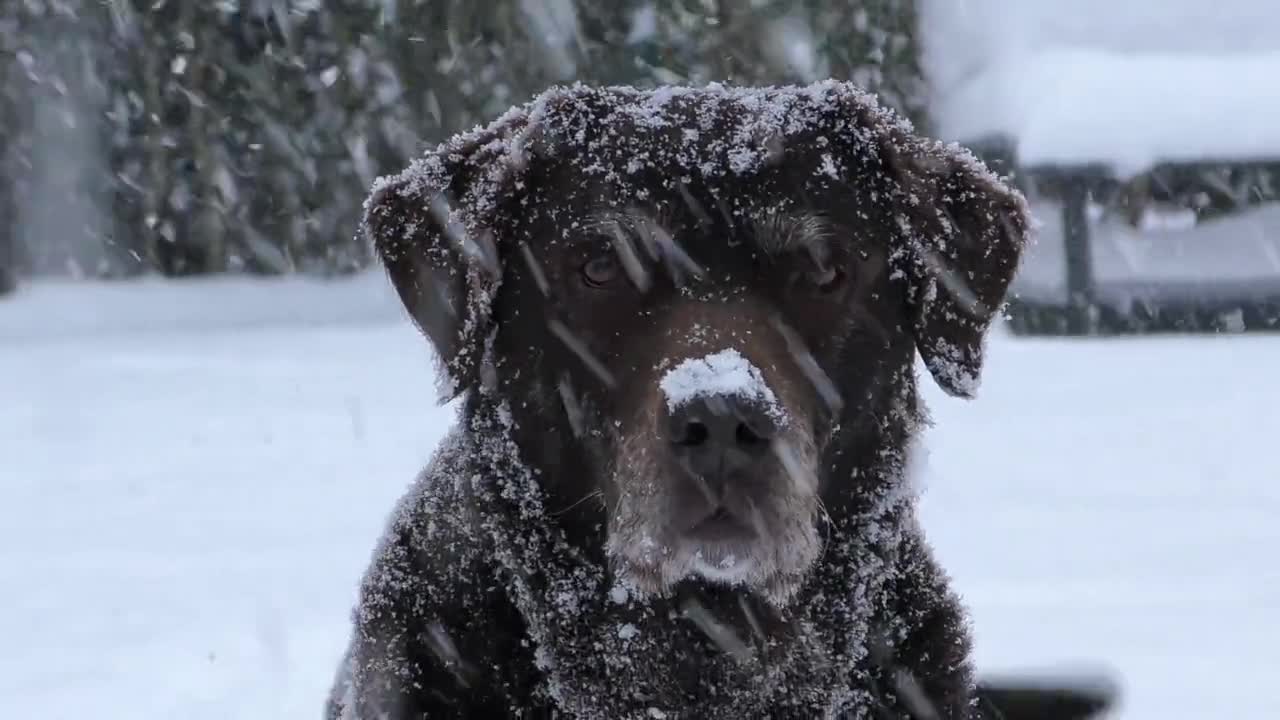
[368,83,1028,605]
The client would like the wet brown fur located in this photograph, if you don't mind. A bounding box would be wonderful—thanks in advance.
[325,83,1047,720]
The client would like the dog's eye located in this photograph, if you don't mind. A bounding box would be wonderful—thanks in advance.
[581,254,620,288]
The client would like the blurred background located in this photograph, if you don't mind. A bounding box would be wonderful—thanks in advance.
[2,2,1277,719]
[2,0,929,282]
[4,0,1279,334]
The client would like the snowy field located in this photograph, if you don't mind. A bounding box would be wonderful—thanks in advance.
[3,272,1278,719]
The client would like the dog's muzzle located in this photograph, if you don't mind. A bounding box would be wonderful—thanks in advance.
[664,393,779,540]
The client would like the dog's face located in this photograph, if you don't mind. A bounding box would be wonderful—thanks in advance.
[508,172,906,604]
[367,84,1028,605]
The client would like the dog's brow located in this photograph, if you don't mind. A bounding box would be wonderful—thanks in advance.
[751,210,839,258]
[579,207,667,239]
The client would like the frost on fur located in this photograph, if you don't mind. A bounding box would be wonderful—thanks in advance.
[338,79,1028,720]
[659,349,788,427]
[361,80,1028,402]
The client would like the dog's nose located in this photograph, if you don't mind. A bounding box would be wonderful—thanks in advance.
[668,395,778,476]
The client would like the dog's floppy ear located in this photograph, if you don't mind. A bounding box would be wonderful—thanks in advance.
[879,126,1031,398]
[363,121,527,401]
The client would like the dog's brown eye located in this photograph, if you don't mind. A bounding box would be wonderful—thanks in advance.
[581,254,619,288]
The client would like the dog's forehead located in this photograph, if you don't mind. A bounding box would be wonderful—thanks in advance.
[528,86,875,199]
[383,83,907,264]
[533,83,880,167]
[518,190,843,277]
[511,86,896,258]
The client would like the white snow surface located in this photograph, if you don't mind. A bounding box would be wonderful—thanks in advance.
[659,349,786,425]
[3,275,1279,718]
[922,0,1280,172]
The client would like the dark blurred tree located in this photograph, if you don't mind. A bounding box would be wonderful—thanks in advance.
[382,0,927,148]
[0,9,24,284]
[1,1,117,278]
[98,0,392,276]
[0,0,928,281]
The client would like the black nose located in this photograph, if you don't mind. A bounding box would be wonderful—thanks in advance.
[667,394,779,479]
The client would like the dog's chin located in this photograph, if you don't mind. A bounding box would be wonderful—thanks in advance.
[604,453,825,607]
[689,543,758,584]
[607,533,817,608]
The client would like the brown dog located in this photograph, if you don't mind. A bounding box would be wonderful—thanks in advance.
[326,81,1091,719]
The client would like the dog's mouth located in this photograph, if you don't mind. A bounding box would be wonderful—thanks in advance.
[607,410,825,601]
[683,505,759,543]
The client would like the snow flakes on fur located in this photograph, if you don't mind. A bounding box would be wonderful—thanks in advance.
[341,79,1029,718]
[340,352,958,718]
[359,80,1030,401]
[659,349,789,427]
[358,415,909,717]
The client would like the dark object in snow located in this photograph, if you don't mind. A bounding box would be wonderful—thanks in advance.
[0,266,15,296]
[975,675,1118,720]
[328,81,1036,719]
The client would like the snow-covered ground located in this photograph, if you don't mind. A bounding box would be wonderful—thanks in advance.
[3,273,1278,719]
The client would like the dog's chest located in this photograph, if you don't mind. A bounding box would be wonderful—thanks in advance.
[490,579,891,720]
[438,417,929,719]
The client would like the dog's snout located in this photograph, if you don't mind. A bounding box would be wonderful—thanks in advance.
[668,395,778,461]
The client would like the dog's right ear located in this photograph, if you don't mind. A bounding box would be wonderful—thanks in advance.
[365,178,477,400]
[364,119,529,400]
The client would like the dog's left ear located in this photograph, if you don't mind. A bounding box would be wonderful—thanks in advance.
[880,131,1031,398]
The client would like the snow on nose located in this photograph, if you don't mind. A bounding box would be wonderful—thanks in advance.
[658,349,788,426]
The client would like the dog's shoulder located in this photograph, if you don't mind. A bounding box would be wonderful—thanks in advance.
[876,524,978,718]
[361,427,489,602]
[329,427,545,718]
